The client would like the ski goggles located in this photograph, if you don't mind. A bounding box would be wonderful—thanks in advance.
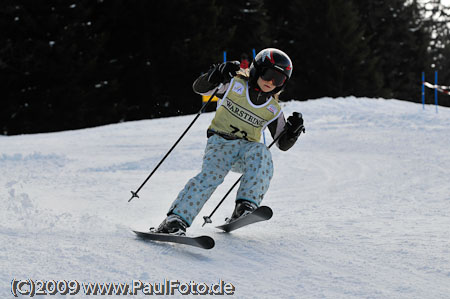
[260,68,287,87]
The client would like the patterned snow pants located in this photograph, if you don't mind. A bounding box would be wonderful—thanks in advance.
[168,134,274,226]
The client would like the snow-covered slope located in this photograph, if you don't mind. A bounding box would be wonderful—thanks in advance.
[1,97,450,298]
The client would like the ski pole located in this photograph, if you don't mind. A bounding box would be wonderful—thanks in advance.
[128,84,222,202]
[202,119,305,226]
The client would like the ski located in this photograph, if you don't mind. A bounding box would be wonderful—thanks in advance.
[133,230,215,250]
[216,206,273,233]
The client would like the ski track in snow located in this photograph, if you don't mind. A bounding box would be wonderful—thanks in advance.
[1,97,450,298]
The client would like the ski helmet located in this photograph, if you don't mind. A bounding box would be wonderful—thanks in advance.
[249,48,293,94]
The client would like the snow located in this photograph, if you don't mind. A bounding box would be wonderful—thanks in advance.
[1,97,450,298]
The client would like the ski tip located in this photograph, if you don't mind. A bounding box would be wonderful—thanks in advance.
[201,236,215,249]
[259,206,273,219]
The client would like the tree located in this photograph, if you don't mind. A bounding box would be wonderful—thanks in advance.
[0,0,229,134]
[216,0,269,60]
[419,0,450,106]
[353,0,430,102]
[265,0,383,101]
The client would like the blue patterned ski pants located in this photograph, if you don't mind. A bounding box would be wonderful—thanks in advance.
[168,134,274,225]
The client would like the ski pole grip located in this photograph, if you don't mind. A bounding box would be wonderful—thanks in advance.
[287,112,305,135]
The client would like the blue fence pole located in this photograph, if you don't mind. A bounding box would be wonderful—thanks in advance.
[252,48,256,59]
[223,51,227,62]
[435,71,438,113]
[422,72,425,110]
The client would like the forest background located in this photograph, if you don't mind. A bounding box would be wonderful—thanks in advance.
[1,0,449,135]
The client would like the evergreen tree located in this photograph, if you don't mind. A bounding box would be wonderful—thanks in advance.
[215,0,268,61]
[265,0,382,101]
[353,0,430,102]
[419,0,450,107]
[0,0,228,134]
[0,0,122,134]
[1,0,446,135]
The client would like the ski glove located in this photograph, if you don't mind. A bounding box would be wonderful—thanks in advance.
[286,112,305,138]
[207,61,241,85]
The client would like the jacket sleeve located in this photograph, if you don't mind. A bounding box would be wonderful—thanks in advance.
[268,112,300,151]
[192,73,230,98]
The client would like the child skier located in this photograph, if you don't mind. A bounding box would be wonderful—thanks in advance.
[154,48,305,235]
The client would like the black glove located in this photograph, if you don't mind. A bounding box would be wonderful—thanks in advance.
[207,61,241,85]
[286,112,305,137]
